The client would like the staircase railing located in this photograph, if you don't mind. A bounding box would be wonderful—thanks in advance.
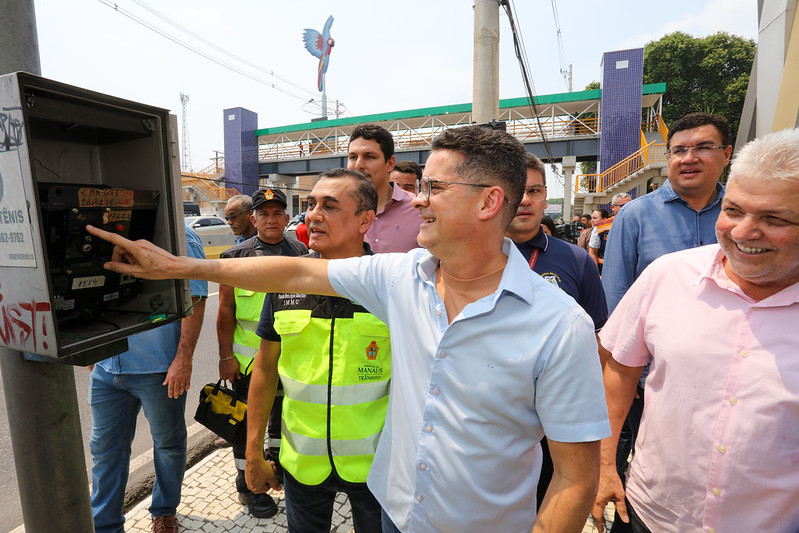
[575,141,667,194]
[182,173,240,202]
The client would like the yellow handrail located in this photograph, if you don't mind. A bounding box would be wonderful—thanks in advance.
[182,174,240,202]
[574,141,667,194]
[657,114,669,143]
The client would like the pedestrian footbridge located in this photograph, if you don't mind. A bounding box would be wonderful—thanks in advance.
[183,83,668,216]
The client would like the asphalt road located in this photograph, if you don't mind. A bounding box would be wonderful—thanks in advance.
[0,283,222,533]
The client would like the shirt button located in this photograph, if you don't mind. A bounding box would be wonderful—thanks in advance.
[375,238,380,243]
[425,425,433,433]
[729,397,738,406]
[419,463,428,471]
[712,488,721,496]
[440,352,447,359]
[717,445,727,453]
[436,309,442,317]
[417,495,424,503]
[739,349,749,358]
[432,388,440,396]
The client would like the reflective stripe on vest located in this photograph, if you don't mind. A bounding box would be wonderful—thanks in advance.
[280,374,390,406]
[232,288,266,374]
[274,306,390,485]
[281,418,383,457]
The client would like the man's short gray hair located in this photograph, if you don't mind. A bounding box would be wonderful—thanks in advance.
[227,194,253,211]
[729,128,799,185]
[612,192,631,204]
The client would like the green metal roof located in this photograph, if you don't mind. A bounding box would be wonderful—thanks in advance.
[255,82,667,136]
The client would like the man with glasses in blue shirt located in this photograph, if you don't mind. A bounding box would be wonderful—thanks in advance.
[599,113,732,529]
[602,112,732,312]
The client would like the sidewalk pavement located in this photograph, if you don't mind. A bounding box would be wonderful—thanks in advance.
[124,446,616,533]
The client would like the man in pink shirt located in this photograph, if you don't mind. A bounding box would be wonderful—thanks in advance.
[593,128,799,533]
[347,124,421,253]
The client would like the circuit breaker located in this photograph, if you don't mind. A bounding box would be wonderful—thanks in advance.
[0,72,191,365]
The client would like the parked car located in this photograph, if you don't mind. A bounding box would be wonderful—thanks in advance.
[185,215,236,258]
[284,214,302,238]
[183,201,201,217]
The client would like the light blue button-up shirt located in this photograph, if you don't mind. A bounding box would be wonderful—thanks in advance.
[328,239,609,533]
[602,179,724,313]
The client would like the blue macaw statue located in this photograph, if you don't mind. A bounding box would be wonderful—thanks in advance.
[302,15,335,92]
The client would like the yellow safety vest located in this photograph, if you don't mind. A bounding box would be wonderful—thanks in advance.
[272,299,391,485]
[232,288,266,375]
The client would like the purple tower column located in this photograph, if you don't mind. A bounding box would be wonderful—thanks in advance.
[223,107,259,196]
[599,48,644,173]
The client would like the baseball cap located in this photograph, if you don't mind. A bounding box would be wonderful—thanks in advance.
[252,188,287,209]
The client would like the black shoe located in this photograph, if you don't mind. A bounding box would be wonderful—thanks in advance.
[238,490,278,518]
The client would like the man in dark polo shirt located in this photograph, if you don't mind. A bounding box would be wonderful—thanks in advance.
[505,152,608,510]
[506,153,607,330]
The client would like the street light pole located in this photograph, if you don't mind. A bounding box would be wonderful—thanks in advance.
[473,0,501,123]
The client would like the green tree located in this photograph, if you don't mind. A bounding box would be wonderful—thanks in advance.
[643,31,755,142]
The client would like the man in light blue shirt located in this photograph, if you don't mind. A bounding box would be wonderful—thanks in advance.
[89,126,610,533]
[601,112,732,313]
[89,226,208,533]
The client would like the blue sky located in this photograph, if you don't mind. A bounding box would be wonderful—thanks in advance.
[33,0,758,174]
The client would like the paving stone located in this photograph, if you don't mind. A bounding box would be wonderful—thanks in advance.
[124,447,605,532]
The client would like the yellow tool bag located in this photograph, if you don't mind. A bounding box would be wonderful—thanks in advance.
[194,379,247,445]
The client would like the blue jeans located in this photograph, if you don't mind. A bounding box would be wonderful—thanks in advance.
[284,470,381,533]
[89,365,187,533]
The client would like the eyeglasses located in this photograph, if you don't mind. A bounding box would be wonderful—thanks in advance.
[666,145,728,159]
[415,176,493,202]
[523,185,547,201]
[224,211,248,221]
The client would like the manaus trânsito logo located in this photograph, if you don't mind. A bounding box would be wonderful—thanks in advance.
[357,340,385,382]
[540,271,562,289]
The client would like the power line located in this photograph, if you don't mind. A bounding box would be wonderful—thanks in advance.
[97,0,321,102]
[127,0,327,101]
[502,0,564,186]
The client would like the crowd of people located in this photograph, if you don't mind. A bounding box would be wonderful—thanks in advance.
[85,118,799,533]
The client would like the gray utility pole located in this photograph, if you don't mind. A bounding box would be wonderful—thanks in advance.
[0,1,95,532]
[472,0,500,123]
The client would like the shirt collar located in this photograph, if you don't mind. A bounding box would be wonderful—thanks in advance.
[386,182,412,206]
[413,238,534,306]
[697,245,799,306]
[522,228,549,252]
[312,241,374,259]
[661,180,726,212]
